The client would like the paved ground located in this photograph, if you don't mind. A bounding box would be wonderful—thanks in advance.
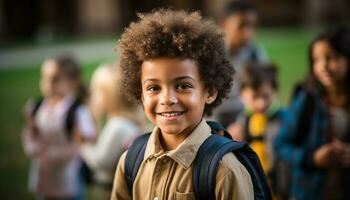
[0,39,117,69]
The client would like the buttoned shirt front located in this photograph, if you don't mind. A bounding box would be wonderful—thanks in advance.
[111,119,254,200]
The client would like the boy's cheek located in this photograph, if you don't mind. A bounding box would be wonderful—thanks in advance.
[140,95,153,112]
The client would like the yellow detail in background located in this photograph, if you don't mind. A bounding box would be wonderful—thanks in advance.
[249,113,269,172]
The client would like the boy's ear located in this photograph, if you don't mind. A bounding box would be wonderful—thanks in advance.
[206,88,218,104]
[140,95,145,110]
[141,93,144,103]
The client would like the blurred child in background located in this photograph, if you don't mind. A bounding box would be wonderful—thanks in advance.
[227,62,289,199]
[213,0,268,127]
[79,64,141,199]
[274,26,350,200]
[22,54,96,200]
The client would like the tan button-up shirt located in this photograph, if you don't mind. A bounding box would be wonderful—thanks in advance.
[111,119,253,200]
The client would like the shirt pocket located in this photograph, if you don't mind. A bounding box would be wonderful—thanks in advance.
[174,192,195,200]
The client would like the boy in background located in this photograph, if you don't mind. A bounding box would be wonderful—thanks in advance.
[228,62,288,199]
[213,0,268,127]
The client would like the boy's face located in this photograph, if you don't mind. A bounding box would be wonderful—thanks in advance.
[223,11,257,51]
[141,58,217,138]
[240,83,274,114]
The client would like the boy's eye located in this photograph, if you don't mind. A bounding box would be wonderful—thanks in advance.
[146,85,160,92]
[176,83,193,90]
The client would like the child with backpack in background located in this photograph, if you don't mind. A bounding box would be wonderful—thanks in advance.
[274,26,350,200]
[212,0,269,127]
[227,62,289,199]
[110,9,271,200]
[79,64,141,199]
[22,54,96,200]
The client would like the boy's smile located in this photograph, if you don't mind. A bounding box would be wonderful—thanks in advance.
[141,58,217,150]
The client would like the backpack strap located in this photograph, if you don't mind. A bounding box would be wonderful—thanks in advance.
[193,134,245,200]
[64,97,82,139]
[31,97,44,117]
[207,121,232,139]
[292,87,316,145]
[234,144,272,200]
[297,92,315,140]
[193,133,272,200]
[124,133,151,195]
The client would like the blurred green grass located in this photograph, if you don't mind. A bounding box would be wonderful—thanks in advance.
[0,27,317,199]
[256,27,318,103]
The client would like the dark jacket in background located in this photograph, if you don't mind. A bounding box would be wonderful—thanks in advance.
[274,89,350,200]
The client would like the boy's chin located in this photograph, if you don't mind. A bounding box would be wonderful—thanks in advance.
[158,124,193,137]
[159,126,184,135]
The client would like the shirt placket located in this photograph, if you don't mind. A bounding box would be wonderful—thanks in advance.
[150,154,170,200]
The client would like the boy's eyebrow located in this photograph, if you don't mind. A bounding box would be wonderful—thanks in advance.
[174,76,196,81]
[142,78,158,84]
[142,76,196,84]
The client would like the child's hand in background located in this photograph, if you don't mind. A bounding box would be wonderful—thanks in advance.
[332,140,350,168]
[73,127,97,145]
[23,99,39,137]
[313,143,338,168]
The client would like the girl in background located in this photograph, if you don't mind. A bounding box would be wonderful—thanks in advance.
[22,54,96,200]
[80,64,141,199]
[274,26,350,200]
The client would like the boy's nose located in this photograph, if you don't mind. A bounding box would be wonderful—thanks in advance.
[160,90,178,105]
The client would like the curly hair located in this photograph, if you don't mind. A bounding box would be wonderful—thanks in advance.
[118,9,235,116]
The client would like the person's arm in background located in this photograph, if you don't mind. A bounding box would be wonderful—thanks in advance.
[21,99,43,158]
[74,105,97,143]
[22,127,43,158]
[80,120,139,171]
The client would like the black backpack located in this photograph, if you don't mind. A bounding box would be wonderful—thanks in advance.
[124,121,272,200]
[31,96,82,138]
[31,96,93,184]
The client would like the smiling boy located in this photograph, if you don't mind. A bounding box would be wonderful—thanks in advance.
[111,9,254,200]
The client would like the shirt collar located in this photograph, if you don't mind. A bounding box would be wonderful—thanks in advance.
[144,119,212,169]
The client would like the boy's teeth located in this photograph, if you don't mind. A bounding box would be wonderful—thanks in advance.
[161,112,182,117]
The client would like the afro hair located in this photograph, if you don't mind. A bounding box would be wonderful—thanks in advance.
[117,9,235,116]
